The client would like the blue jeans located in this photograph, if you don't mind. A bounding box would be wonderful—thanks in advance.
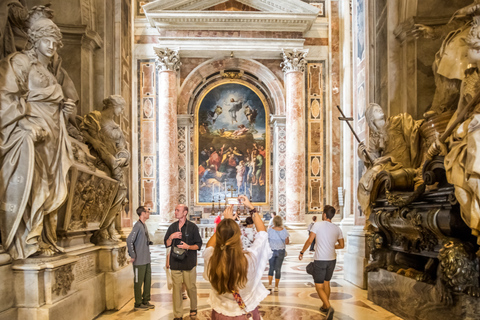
[268,249,286,279]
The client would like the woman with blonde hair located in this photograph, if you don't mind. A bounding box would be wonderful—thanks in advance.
[267,215,290,292]
[204,195,271,319]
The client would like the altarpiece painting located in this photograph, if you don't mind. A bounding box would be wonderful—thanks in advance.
[195,81,269,205]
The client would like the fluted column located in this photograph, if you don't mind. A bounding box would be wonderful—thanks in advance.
[155,48,181,222]
[281,49,308,224]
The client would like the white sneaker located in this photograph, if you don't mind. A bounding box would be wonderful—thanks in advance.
[273,287,279,292]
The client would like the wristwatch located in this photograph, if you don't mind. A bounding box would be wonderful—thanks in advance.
[300,252,304,255]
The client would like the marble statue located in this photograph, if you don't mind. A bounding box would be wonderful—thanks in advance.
[413,2,480,118]
[430,18,480,250]
[81,95,130,243]
[0,0,28,59]
[358,103,424,220]
[0,6,78,259]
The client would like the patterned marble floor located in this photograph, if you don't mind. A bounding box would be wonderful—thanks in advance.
[97,244,401,320]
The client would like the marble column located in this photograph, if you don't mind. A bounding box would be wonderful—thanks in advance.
[281,49,308,225]
[155,48,181,222]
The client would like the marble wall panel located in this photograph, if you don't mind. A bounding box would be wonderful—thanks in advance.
[256,59,284,87]
[304,1,326,17]
[274,124,287,217]
[177,126,188,206]
[139,60,158,212]
[307,62,326,213]
[180,58,210,86]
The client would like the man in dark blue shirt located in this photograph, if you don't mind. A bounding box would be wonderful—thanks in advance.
[165,204,203,320]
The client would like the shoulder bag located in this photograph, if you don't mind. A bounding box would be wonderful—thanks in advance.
[232,290,253,320]
[171,222,190,261]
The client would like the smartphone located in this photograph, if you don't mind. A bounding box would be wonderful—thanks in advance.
[226,197,240,205]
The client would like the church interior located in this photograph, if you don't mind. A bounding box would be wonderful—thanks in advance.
[2,0,480,319]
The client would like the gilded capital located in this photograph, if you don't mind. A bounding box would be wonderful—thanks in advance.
[280,49,308,73]
[154,47,181,72]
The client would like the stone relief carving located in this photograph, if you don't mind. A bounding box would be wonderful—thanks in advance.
[221,71,244,79]
[74,253,96,283]
[71,140,96,171]
[117,246,127,267]
[80,95,130,243]
[67,172,117,232]
[0,5,79,259]
[280,48,308,73]
[154,47,181,72]
[52,264,75,296]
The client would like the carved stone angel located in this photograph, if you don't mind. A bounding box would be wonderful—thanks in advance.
[81,95,130,242]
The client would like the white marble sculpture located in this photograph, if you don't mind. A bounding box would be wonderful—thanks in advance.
[429,18,480,251]
[0,5,78,259]
[0,0,28,59]
[413,2,480,117]
[357,103,424,220]
[81,95,130,242]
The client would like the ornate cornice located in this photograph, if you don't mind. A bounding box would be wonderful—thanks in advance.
[145,12,317,32]
[154,47,181,72]
[143,0,320,33]
[280,49,308,73]
[143,0,319,14]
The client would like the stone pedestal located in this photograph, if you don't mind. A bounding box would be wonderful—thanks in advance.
[0,243,132,320]
[281,49,308,224]
[98,243,133,310]
[0,250,15,320]
[368,269,480,320]
[344,226,368,289]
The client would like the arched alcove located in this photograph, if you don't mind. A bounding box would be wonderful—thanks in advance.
[178,57,285,115]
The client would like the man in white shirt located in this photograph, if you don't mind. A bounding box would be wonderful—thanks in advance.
[268,211,276,228]
[299,205,344,320]
[307,215,317,252]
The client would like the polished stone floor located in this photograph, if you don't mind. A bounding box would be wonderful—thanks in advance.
[97,244,401,320]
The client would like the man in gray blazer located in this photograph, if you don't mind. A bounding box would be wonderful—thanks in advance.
[127,206,154,311]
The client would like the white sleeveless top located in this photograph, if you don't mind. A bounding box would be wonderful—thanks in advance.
[203,231,272,316]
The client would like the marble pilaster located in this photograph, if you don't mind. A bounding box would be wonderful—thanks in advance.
[271,115,287,217]
[177,114,193,210]
[155,48,181,222]
[281,49,308,225]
